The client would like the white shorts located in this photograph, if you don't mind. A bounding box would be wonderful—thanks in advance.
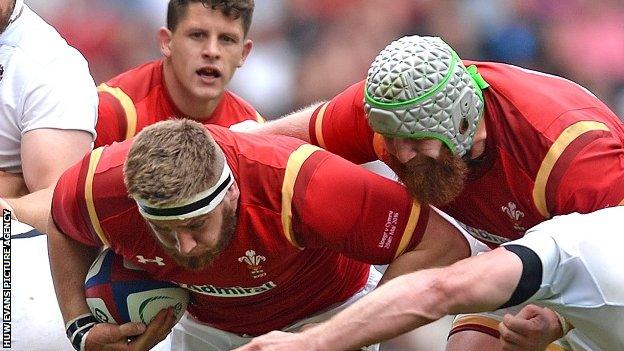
[155,266,382,351]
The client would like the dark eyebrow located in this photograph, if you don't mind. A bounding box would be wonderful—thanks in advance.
[184,26,241,39]
[184,27,207,35]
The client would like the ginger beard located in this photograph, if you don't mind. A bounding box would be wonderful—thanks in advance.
[159,207,237,271]
[386,146,468,207]
[0,0,15,34]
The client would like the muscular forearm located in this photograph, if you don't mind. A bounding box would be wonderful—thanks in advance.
[6,186,53,232]
[47,219,99,323]
[305,270,449,350]
[259,102,323,141]
[380,208,471,284]
[307,249,521,350]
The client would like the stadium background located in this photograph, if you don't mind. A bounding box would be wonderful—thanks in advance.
[19,0,624,350]
[28,0,624,120]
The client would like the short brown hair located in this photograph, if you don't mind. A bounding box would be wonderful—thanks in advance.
[124,119,224,207]
[167,0,254,37]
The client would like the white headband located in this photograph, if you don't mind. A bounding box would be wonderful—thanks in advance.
[136,162,234,221]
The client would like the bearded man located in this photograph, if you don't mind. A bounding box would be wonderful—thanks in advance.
[48,119,473,351]
[241,35,624,350]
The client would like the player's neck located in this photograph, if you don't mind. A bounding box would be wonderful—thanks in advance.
[162,63,221,120]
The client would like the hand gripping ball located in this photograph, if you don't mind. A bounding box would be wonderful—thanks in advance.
[84,248,189,325]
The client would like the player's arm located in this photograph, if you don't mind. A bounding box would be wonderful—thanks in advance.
[245,102,323,142]
[94,87,130,148]
[378,208,473,283]
[2,129,93,232]
[0,54,97,232]
[48,156,175,351]
[288,147,469,267]
[47,212,101,329]
[231,102,322,141]
[306,240,562,351]
[538,117,624,217]
[0,171,28,198]
[236,248,524,351]
[309,248,525,350]
[235,81,377,164]
[47,211,174,351]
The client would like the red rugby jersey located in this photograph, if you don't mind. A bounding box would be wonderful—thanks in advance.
[95,60,263,147]
[310,62,624,247]
[52,125,429,335]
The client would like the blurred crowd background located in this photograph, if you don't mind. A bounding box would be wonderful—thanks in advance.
[20,1,624,350]
[27,0,624,120]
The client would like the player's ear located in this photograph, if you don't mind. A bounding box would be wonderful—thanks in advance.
[158,27,173,58]
[238,39,253,68]
[224,181,240,206]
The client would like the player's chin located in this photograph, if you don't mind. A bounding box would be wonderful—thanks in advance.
[192,80,223,97]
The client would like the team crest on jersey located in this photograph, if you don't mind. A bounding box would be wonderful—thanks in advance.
[136,255,166,266]
[238,250,266,279]
[501,202,526,231]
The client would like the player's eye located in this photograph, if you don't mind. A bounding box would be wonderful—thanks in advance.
[150,224,172,236]
[220,35,237,44]
[186,220,206,231]
[190,32,205,39]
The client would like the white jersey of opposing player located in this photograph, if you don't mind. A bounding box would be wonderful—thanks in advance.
[0,2,97,173]
[505,206,624,351]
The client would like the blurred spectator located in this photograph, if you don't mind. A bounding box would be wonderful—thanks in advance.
[28,0,162,83]
[229,0,295,117]
[27,0,624,120]
[539,0,624,115]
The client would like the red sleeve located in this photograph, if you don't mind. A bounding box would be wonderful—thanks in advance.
[291,150,429,264]
[551,133,624,213]
[51,152,104,247]
[309,81,378,164]
[95,91,126,148]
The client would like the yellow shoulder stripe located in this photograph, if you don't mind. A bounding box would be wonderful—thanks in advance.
[314,102,330,149]
[281,144,323,249]
[84,147,110,247]
[533,121,609,218]
[97,83,138,140]
[394,200,421,259]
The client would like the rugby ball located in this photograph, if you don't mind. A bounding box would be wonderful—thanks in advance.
[84,248,189,325]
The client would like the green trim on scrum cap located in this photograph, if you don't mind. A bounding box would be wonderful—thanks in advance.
[379,130,457,154]
[466,64,489,101]
[364,49,461,109]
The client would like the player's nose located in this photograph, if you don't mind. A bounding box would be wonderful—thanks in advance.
[394,138,444,163]
[394,141,419,163]
[175,231,198,255]
[203,37,221,59]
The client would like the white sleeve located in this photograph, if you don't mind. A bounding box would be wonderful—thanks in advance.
[502,208,620,304]
[20,48,97,137]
